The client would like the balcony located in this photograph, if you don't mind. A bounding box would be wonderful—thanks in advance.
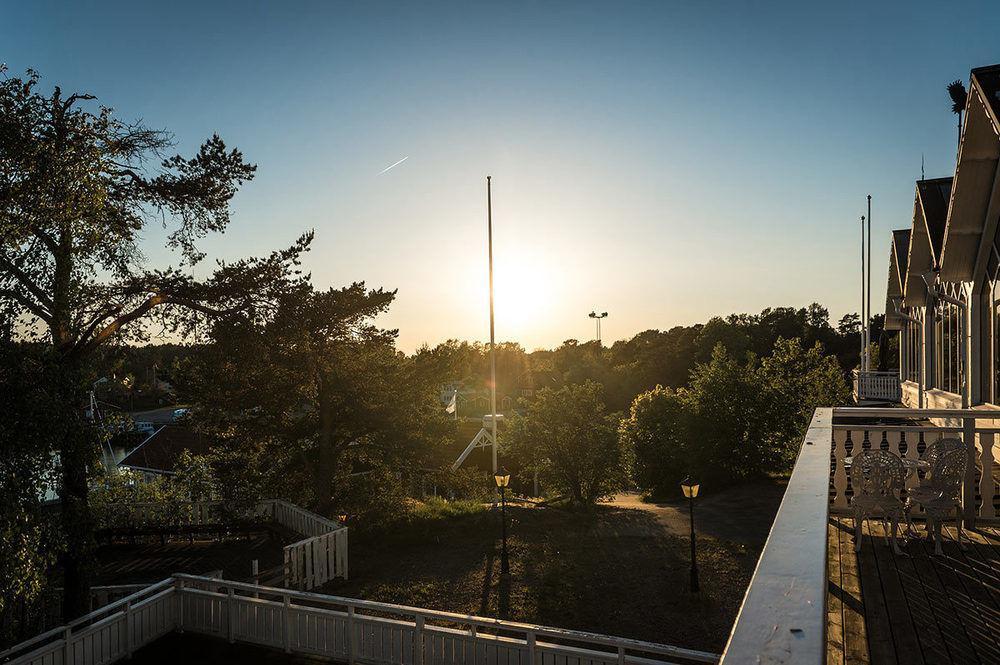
[719,407,1000,665]
[852,371,902,404]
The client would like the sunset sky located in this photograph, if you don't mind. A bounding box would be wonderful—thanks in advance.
[6,1,1000,351]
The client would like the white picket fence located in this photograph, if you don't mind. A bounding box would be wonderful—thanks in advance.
[0,575,719,665]
[99,499,349,589]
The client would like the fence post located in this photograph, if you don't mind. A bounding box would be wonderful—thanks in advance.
[125,599,133,658]
[283,594,291,654]
[63,626,72,665]
[618,644,626,665]
[526,630,536,665]
[414,615,425,665]
[252,559,259,599]
[174,578,184,633]
[963,416,977,528]
[227,587,235,644]
[347,605,356,665]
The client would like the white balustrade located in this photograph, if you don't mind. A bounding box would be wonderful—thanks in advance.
[852,371,902,403]
[828,407,1000,524]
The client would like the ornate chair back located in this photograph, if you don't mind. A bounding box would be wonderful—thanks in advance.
[850,449,905,504]
[927,448,966,503]
[922,438,964,472]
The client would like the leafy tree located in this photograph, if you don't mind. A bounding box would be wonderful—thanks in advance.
[625,339,849,495]
[695,316,751,363]
[618,385,693,498]
[505,381,628,504]
[947,79,968,150]
[0,68,307,617]
[181,283,449,515]
[684,345,779,483]
[837,313,861,336]
[0,343,60,644]
[759,338,850,464]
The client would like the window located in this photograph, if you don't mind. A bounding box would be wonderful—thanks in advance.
[981,223,1000,403]
[932,284,965,395]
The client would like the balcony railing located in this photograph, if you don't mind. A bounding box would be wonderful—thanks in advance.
[852,370,901,403]
[719,406,1000,665]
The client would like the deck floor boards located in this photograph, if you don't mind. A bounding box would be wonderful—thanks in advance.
[828,517,1000,665]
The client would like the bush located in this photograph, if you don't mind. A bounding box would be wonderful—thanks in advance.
[409,495,488,521]
[619,386,693,498]
[420,467,494,502]
[505,381,630,504]
[331,462,410,529]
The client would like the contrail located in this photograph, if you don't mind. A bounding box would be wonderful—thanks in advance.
[378,156,409,175]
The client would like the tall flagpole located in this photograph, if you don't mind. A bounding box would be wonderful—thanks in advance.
[867,194,872,371]
[487,176,498,473]
[861,215,866,372]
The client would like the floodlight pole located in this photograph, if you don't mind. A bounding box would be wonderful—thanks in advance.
[487,176,498,473]
[589,311,608,344]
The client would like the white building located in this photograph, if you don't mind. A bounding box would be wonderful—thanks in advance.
[882,64,1000,416]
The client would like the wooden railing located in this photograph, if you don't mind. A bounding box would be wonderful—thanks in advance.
[852,370,901,403]
[267,500,349,589]
[830,407,999,523]
[97,499,349,589]
[0,579,176,665]
[1,574,720,665]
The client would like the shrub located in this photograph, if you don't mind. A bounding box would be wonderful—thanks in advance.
[619,386,693,498]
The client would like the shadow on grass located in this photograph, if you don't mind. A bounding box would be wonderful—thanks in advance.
[328,503,758,652]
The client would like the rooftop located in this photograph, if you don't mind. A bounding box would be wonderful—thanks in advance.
[118,425,212,474]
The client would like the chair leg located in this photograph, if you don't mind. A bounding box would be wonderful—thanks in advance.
[890,518,904,555]
[933,520,944,556]
[955,505,968,550]
[854,513,863,553]
[904,511,920,540]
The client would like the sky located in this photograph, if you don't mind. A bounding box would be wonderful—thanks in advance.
[5,1,1000,351]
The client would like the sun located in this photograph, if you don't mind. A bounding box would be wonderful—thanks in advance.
[491,253,556,340]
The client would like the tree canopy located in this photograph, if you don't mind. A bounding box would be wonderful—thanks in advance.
[0,67,308,618]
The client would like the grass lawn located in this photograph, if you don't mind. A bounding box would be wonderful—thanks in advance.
[322,481,786,653]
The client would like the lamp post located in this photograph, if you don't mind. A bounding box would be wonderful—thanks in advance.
[681,476,700,593]
[588,311,608,344]
[494,466,511,576]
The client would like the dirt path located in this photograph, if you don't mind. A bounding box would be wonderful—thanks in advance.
[605,478,788,547]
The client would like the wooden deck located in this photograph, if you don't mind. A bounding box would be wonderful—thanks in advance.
[827,516,1000,664]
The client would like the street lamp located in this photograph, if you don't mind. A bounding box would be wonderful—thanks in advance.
[588,311,608,344]
[681,476,700,593]
[494,466,511,576]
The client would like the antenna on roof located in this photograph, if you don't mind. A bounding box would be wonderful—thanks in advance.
[921,153,925,181]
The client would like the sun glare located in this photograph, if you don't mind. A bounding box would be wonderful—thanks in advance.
[492,253,557,341]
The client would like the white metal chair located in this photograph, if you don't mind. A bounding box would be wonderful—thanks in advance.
[921,437,964,472]
[906,448,968,555]
[850,449,906,554]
